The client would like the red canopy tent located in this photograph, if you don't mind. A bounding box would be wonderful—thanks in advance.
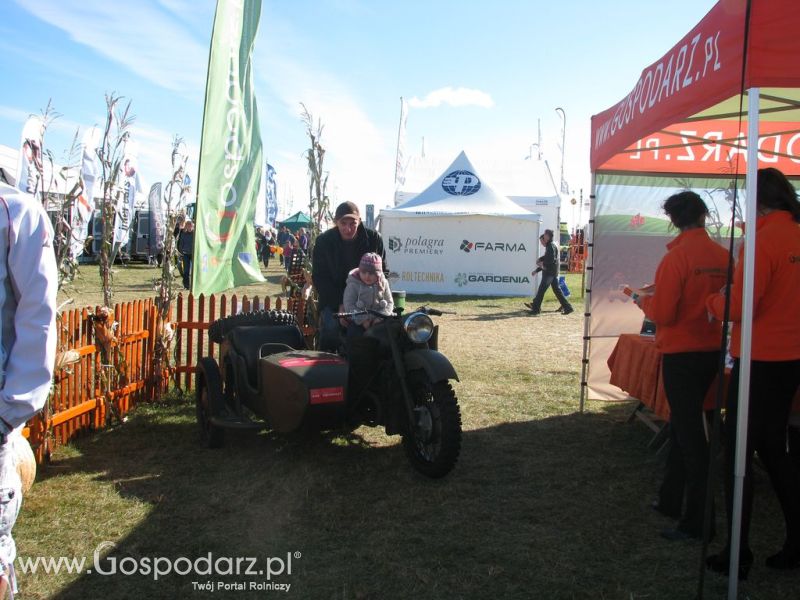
[584,1,800,596]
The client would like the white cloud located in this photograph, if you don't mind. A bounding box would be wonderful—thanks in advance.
[408,87,495,110]
[255,47,396,216]
[0,105,33,125]
[13,0,207,93]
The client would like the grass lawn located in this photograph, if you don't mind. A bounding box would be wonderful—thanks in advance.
[18,268,797,599]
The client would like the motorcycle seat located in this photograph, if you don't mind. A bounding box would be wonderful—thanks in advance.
[228,325,307,385]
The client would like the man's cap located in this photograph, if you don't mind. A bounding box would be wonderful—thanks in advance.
[359,252,382,273]
[334,201,360,221]
[543,229,554,237]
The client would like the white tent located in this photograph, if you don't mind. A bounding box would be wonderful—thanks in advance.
[505,157,562,241]
[395,153,562,237]
[379,151,542,296]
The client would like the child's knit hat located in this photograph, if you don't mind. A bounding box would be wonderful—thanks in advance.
[359,252,382,274]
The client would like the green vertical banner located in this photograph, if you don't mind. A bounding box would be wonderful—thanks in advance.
[193,0,265,295]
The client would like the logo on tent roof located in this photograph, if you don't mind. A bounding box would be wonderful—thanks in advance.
[442,170,481,196]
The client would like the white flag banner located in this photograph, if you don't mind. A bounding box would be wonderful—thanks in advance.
[113,156,142,246]
[16,116,44,195]
[395,97,409,187]
[80,127,101,203]
[71,127,102,258]
[70,191,94,259]
[148,182,164,257]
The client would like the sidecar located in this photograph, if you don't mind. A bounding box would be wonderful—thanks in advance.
[195,310,349,447]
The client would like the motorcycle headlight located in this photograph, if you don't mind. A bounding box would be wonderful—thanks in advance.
[403,312,434,343]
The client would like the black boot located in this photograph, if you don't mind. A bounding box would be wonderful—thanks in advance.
[765,543,800,570]
[706,547,753,580]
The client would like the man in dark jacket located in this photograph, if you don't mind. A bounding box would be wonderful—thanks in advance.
[176,220,195,290]
[525,229,573,315]
[312,201,387,351]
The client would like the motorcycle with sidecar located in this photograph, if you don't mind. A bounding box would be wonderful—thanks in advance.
[195,306,462,478]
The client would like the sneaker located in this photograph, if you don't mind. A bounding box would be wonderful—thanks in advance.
[523,302,533,310]
[529,309,541,316]
[561,306,574,315]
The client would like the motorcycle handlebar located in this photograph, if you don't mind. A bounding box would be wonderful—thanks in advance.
[334,309,388,319]
[334,307,456,319]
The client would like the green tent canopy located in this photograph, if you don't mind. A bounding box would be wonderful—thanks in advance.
[277,211,311,233]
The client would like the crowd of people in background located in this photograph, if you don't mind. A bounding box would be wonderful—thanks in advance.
[221,224,315,276]
[171,219,317,291]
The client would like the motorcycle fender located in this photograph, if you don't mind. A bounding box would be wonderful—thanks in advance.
[404,349,459,383]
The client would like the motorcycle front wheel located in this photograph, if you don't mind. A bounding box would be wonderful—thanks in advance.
[402,373,462,478]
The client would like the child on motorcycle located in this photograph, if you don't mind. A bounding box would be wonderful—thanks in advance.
[343,252,394,337]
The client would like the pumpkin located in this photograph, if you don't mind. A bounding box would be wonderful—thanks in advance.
[13,436,36,494]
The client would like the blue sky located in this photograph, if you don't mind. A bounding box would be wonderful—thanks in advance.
[0,0,716,226]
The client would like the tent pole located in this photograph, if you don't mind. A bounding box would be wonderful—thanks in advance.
[728,87,759,600]
[578,172,596,413]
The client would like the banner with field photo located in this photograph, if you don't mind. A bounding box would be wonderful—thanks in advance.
[587,172,743,399]
[193,0,265,296]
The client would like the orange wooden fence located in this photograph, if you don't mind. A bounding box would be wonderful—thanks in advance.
[25,292,293,463]
[26,299,156,462]
[172,293,286,391]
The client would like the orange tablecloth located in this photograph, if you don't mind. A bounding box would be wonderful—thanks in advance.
[607,334,673,419]
[607,334,800,420]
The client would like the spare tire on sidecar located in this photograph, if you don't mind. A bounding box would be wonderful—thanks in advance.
[195,310,348,448]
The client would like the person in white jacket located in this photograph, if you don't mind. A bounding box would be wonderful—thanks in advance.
[0,184,57,598]
[342,252,393,338]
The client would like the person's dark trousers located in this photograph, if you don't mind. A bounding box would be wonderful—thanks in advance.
[285,251,294,272]
[722,358,800,554]
[181,255,192,290]
[319,307,343,353]
[530,274,572,312]
[346,321,365,340]
[659,351,719,535]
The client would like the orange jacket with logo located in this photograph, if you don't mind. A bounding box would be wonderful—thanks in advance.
[706,210,800,360]
[640,228,729,354]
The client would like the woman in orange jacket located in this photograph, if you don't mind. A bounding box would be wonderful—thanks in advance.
[706,167,800,579]
[635,191,729,541]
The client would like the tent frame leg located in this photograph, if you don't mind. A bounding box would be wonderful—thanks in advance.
[578,174,597,413]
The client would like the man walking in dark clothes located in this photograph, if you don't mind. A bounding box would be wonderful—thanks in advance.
[525,229,573,315]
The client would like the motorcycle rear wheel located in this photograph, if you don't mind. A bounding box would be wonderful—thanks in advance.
[195,357,226,448]
[402,375,462,478]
